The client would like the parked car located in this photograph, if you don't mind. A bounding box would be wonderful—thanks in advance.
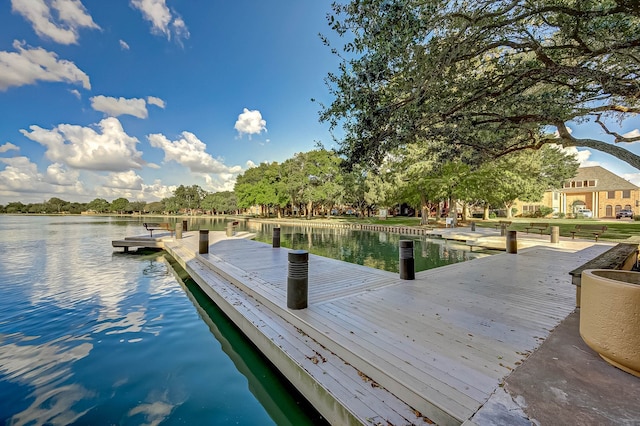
[576,208,593,218]
[616,209,634,219]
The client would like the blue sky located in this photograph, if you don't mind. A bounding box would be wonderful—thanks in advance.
[1,0,639,205]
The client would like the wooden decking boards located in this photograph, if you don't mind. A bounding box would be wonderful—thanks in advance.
[160,231,611,425]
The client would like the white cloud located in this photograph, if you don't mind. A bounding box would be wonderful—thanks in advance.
[69,88,81,98]
[46,162,79,185]
[622,129,640,139]
[0,40,91,91]
[90,95,148,118]
[20,117,145,172]
[622,173,640,187]
[552,144,599,167]
[148,131,242,191]
[0,156,85,199]
[11,0,99,45]
[130,0,189,43]
[234,108,267,138]
[104,170,144,190]
[142,179,175,200]
[119,39,130,50]
[147,96,165,108]
[146,163,161,169]
[148,131,242,175]
[245,160,257,168]
[0,142,19,153]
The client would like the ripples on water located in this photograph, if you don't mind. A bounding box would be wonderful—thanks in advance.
[0,216,323,425]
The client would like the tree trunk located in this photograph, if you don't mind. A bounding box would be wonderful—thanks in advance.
[306,200,313,219]
[483,205,490,220]
[505,202,513,219]
[420,192,429,225]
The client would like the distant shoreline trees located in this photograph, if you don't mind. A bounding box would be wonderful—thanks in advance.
[1,146,578,219]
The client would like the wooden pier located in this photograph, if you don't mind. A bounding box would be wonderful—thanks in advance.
[142,230,613,425]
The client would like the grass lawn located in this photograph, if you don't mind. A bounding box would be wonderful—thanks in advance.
[327,215,640,243]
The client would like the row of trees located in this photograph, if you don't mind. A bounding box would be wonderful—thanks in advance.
[0,197,155,215]
[1,143,577,219]
[0,187,239,215]
[232,146,578,222]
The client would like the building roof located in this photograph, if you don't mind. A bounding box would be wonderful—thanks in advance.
[562,166,639,193]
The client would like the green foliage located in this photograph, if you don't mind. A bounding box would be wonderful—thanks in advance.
[174,185,205,211]
[87,198,110,213]
[322,0,640,170]
[110,197,130,213]
[201,191,238,213]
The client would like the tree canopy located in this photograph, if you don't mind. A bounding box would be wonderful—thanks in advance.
[321,0,640,169]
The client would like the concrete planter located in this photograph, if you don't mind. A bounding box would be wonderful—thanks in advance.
[580,269,640,377]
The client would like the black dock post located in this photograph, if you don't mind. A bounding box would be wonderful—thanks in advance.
[273,227,281,248]
[287,250,308,309]
[506,230,517,254]
[199,229,209,254]
[399,240,415,280]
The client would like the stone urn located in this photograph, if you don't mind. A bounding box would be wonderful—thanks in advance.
[580,269,640,377]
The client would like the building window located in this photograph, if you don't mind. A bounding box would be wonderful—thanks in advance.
[625,204,632,210]
[576,181,583,188]
[588,180,596,187]
[623,190,631,198]
[554,192,558,200]
[608,191,616,199]
[606,205,613,217]
[615,205,622,214]
[563,182,571,188]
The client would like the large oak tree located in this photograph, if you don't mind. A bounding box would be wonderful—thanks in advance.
[321,0,640,168]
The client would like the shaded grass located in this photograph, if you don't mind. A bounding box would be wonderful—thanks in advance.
[315,216,640,243]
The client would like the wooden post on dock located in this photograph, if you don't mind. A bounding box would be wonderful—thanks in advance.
[175,222,182,239]
[182,220,188,232]
[199,229,209,254]
[399,240,415,280]
[287,250,308,309]
[226,222,234,237]
[551,226,559,243]
[506,230,517,254]
[273,227,281,248]
[471,221,476,231]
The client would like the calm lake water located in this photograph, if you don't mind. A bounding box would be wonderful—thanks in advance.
[0,215,324,425]
[0,215,490,425]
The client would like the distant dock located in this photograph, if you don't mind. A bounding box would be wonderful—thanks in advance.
[110,227,627,425]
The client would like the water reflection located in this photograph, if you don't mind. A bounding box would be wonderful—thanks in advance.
[0,215,321,425]
[245,222,492,272]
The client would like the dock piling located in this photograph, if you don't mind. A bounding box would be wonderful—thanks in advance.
[506,230,517,254]
[273,227,281,248]
[175,222,182,239]
[199,229,209,254]
[182,220,188,232]
[399,240,415,280]
[551,226,559,243]
[287,250,308,309]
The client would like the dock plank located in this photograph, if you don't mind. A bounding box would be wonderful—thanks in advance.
[161,231,612,425]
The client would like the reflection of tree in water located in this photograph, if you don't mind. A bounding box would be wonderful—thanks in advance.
[252,224,489,273]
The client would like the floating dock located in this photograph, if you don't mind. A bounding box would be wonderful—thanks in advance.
[111,229,624,425]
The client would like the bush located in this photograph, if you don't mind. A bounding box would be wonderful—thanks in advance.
[538,206,554,217]
[489,212,497,219]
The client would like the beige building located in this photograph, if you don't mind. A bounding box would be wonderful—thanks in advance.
[516,166,640,218]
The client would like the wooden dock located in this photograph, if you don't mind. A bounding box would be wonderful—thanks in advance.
[151,231,613,425]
